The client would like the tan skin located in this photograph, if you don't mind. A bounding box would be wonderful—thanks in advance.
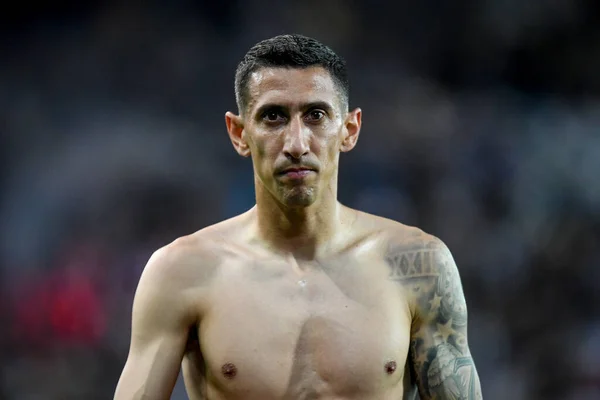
[114,67,483,399]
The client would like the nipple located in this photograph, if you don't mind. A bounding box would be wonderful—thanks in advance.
[384,361,397,375]
[221,362,238,379]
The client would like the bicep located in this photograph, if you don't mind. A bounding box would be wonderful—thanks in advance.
[387,234,482,399]
[115,334,187,400]
[114,254,193,400]
[409,306,481,400]
[410,242,482,399]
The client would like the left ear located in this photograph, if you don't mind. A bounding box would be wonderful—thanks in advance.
[340,107,362,152]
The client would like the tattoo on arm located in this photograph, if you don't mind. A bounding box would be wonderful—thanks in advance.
[387,235,482,399]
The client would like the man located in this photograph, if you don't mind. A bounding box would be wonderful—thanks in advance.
[114,34,483,400]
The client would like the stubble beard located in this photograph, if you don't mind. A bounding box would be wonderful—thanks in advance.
[278,184,317,208]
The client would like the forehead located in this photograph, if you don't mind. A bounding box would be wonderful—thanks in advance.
[247,67,341,112]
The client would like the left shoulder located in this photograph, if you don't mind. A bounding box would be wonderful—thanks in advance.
[356,213,464,320]
[352,208,452,260]
[381,225,458,292]
[349,207,457,274]
[383,224,454,272]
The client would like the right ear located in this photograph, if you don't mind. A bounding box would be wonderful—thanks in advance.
[225,111,251,157]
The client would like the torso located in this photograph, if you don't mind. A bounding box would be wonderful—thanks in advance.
[178,212,418,400]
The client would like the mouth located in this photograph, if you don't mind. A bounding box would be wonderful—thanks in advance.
[278,167,316,179]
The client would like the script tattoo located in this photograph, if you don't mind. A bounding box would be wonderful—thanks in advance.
[387,235,482,399]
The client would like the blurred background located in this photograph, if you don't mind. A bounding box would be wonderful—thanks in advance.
[1,1,599,399]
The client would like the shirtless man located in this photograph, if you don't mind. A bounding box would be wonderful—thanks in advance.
[114,34,483,400]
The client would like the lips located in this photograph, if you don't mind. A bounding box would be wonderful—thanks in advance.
[278,167,315,179]
[281,168,312,174]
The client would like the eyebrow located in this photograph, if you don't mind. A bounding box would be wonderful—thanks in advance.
[254,101,334,117]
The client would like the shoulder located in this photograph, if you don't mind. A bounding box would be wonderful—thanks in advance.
[140,211,254,286]
[383,225,452,276]
[139,220,238,297]
[381,226,454,289]
[352,210,462,310]
[371,219,466,323]
[132,224,236,323]
[351,208,450,257]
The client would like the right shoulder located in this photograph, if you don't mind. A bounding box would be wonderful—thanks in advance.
[139,230,224,295]
[139,211,253,296]
[132,229,227,324]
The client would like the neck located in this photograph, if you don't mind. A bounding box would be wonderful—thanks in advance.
[252,178,341,259]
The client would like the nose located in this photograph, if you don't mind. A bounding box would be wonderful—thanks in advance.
[282,116,310,160]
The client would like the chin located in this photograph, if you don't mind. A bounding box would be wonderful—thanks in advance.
[279,187,317,208]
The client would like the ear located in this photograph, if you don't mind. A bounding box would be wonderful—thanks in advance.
[225,111,251,157]
[340,107,362,153]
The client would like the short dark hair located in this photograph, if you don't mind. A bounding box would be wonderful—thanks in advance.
[234,34,349,114]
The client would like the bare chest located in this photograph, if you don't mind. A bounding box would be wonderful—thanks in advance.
[193,257,412,399]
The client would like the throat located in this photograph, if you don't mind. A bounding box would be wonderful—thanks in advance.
[251,196,354,259]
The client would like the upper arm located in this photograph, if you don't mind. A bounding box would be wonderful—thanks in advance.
[114,247,197,400]
[387,232,483,399]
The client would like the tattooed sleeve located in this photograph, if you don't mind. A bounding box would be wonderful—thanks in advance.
[387,233,483,399]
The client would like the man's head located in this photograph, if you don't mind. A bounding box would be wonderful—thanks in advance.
[234,34,350,115]
[225,34,361,209]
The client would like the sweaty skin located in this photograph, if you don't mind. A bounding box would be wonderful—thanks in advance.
[114,208,481,400]
[114,65,482,399]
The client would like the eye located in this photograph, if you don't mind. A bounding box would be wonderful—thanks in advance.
[262,110,285,123]
[307,110,325,121]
